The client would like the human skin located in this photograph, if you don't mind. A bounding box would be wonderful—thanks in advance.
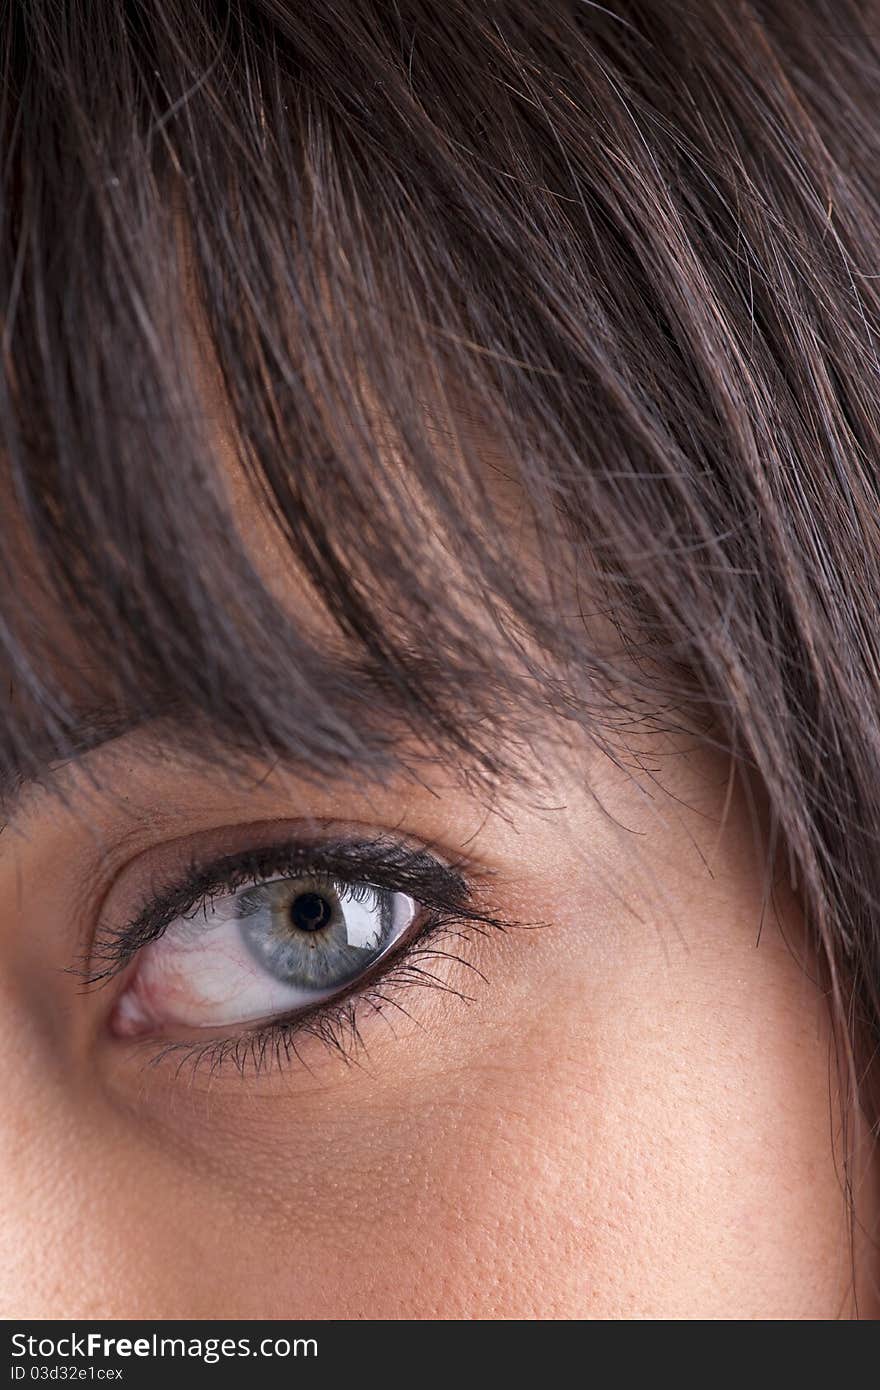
[0,347,874,1320]
[0,697,874,1318]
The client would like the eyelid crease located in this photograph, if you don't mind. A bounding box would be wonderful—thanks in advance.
[77,832,487,987]
[76,829,529,1084]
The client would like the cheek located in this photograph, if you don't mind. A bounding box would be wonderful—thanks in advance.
[320,925,846,1320]
[31,887,843,1321]
[0,766,869,1319]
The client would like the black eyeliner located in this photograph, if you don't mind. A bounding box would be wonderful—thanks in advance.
[84,834,474,984]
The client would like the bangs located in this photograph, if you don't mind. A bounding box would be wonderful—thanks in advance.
[4,1,874,820]
[0,1,699,799]
[6,0,880,1227]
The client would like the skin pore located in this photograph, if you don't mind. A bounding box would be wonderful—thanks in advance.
[0,309,877,1317]
[0,557,875,1318]
[4,0,880,1324]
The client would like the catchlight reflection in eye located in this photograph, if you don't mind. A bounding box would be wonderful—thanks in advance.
[111,875,417,1034]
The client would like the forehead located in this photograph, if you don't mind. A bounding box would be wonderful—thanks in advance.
[0,25,628,817]
[0,315,553,825]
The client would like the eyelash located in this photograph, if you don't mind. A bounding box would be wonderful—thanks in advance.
[79,834,509,1079]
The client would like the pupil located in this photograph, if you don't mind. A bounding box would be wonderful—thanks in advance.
[289,891,333,933]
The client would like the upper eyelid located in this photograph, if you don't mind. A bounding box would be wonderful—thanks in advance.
[140,838,473,930]
[82,834,477,984]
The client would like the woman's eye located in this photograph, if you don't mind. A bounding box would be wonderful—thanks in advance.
[111,875,417,1035]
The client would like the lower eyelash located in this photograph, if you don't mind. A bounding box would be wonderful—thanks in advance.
[80,835,487,986]
[126,910,509,1082]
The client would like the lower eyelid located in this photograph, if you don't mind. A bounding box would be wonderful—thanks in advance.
[83,829,509,1078]
[106,902,495,1079]
[110,885,421,1035]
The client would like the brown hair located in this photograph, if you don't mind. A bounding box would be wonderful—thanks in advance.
[3,0,879,1214]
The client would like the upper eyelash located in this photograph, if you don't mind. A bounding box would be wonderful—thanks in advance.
[137,913,500,1082]
[78,831,516,1081]
[79,833,491,986]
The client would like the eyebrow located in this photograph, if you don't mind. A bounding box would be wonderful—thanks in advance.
[0,663,399,828]
[0,701,182,825]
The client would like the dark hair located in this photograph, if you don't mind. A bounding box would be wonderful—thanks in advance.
[3,0,879,1217]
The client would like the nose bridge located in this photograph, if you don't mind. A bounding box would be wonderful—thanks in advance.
[0,1021,247,1320]
[0,991,163,1320]
[0,844,138,1313]
[0,1048,111,1316]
